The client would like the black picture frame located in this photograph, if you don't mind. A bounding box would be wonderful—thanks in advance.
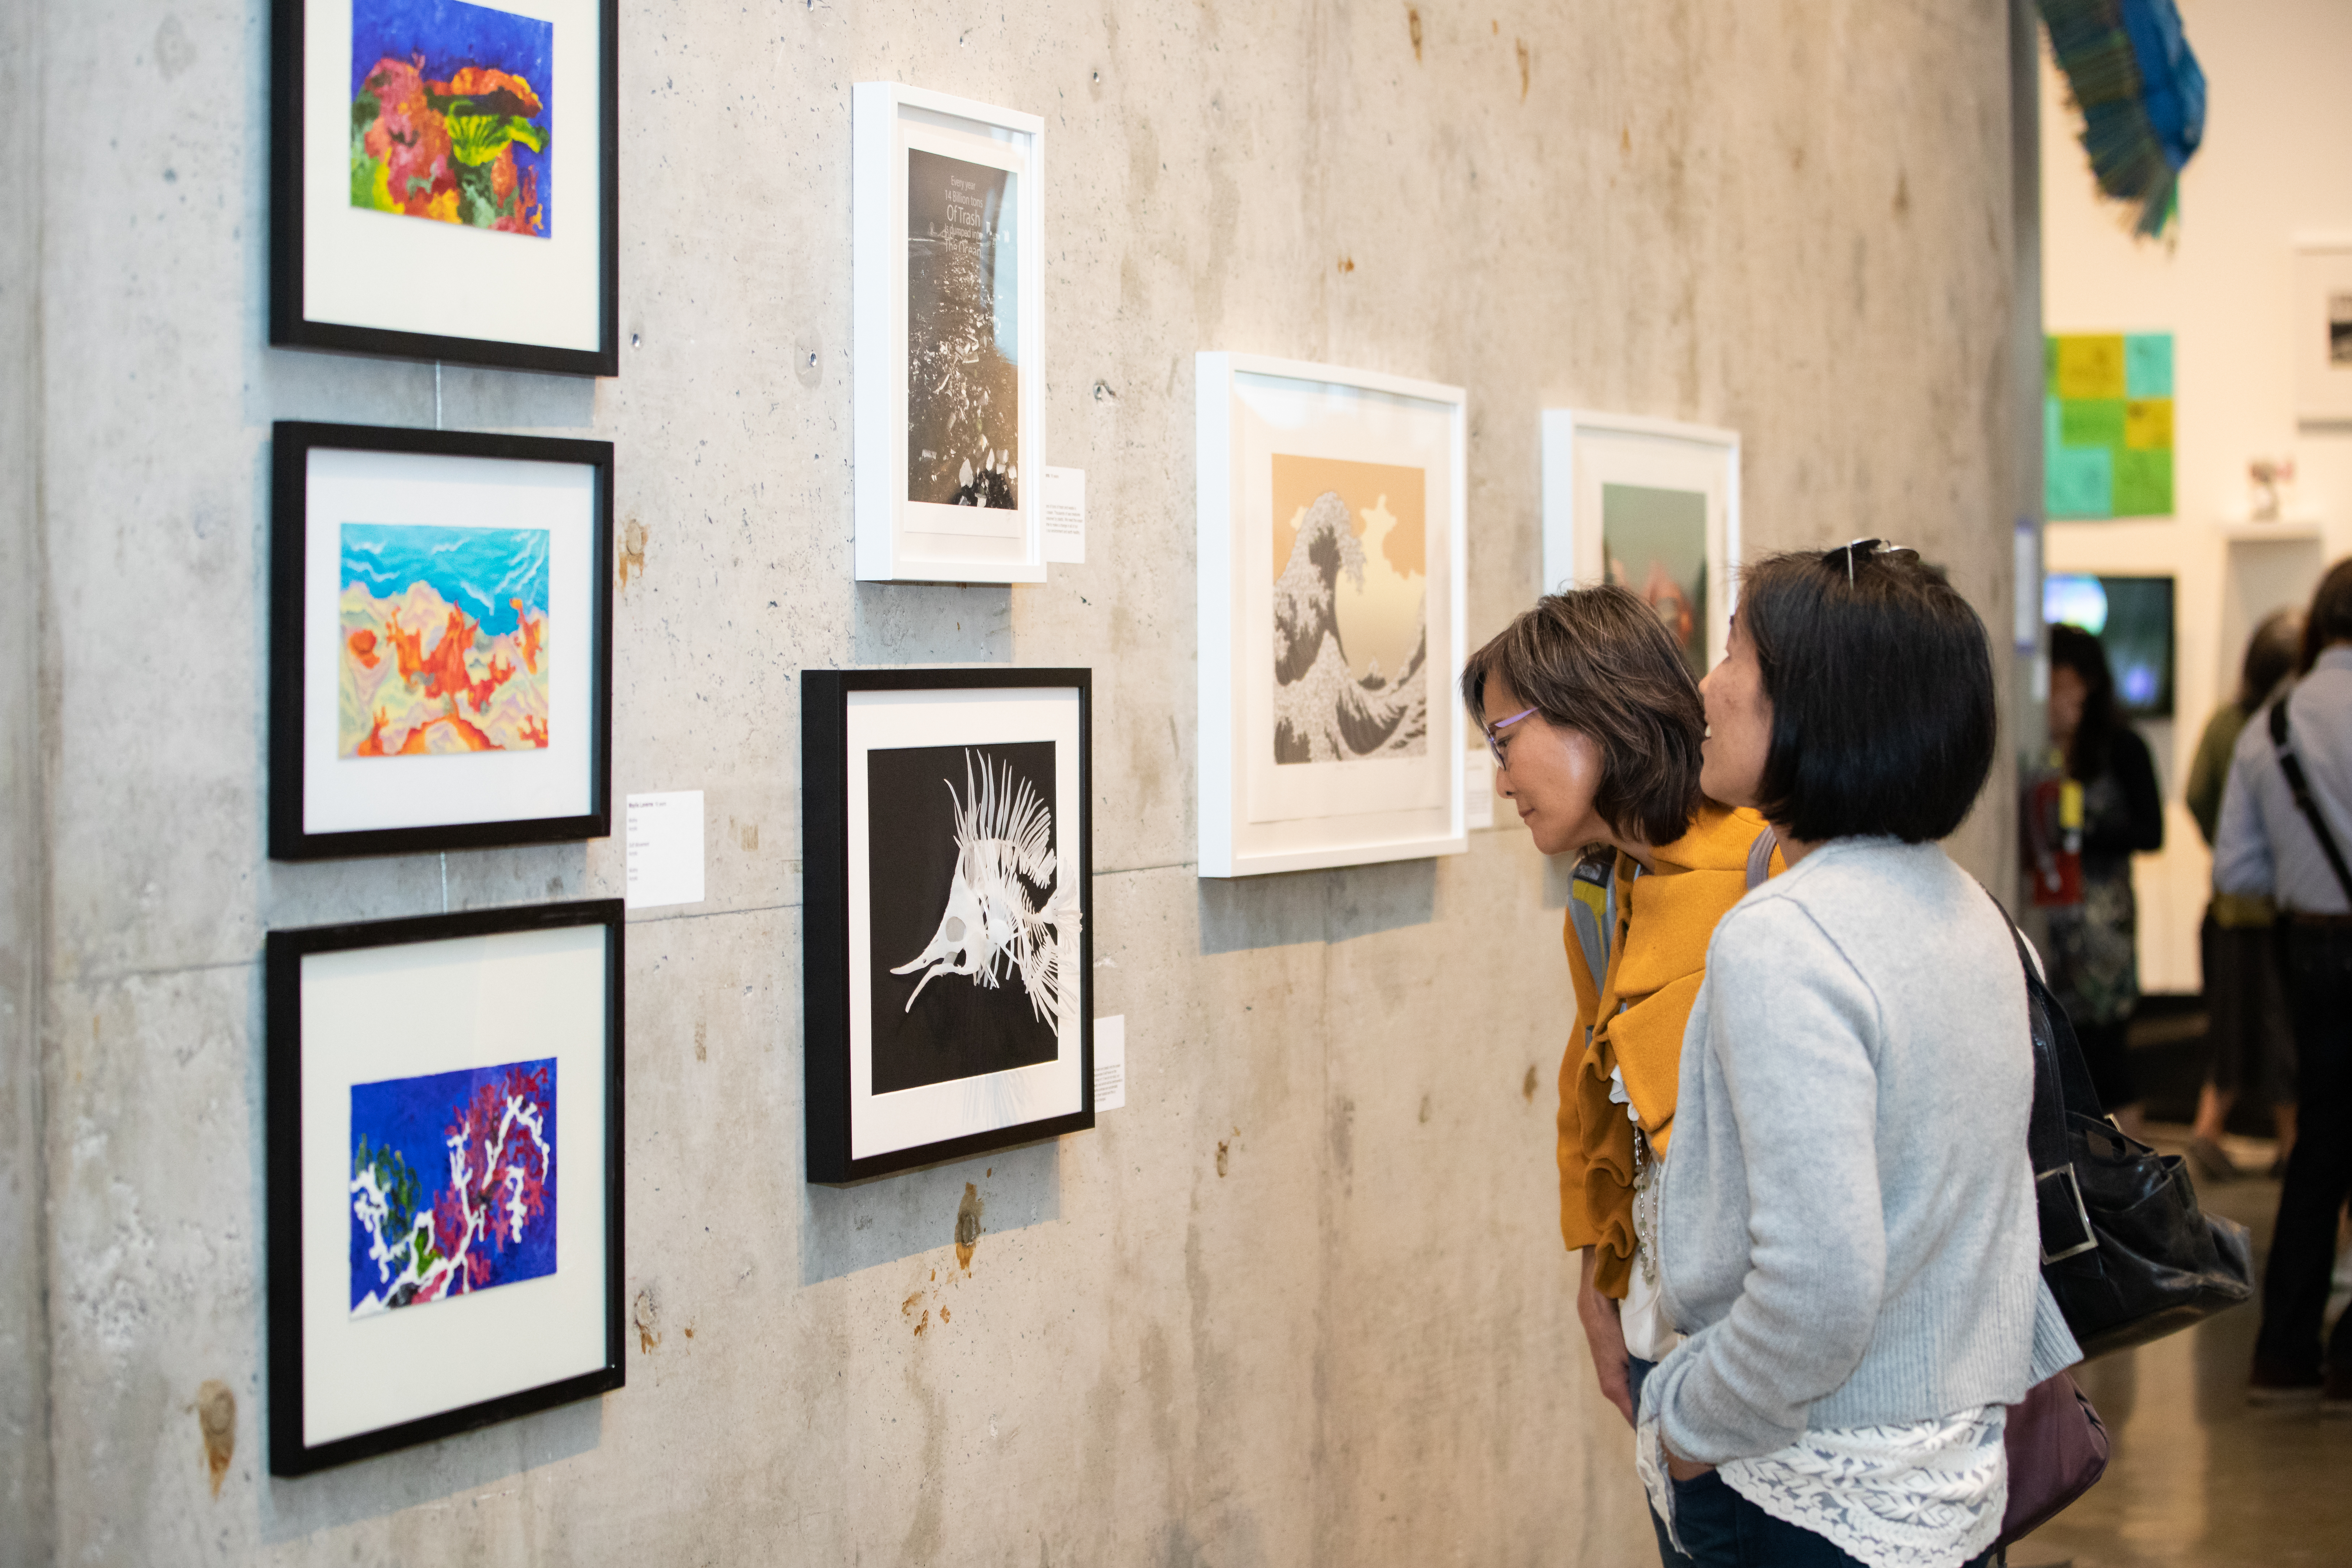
[269,0,621,376]
[266,899,625,1476]
[269,420,614,860]
[803,668,1094,1183]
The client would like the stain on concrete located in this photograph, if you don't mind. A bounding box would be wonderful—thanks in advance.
[1516,38,1530,100]
[632,1287,660,1353]
[195,1380,234,1497]
[618,518,648,588]
[939,1306,950,1323]
[902,1290,923,1317]
[1418,1093,1433,1125]
[1407,6,1422,61]
[1337,255,1355,274]
[1215,1139,1230,1177]
[694,1021,708,1062]
[154,15,196,79]
[1522,1063,1540,1102]
[1893,170,1911,218]
[738,821,759,851]
[953,1182,983,1270]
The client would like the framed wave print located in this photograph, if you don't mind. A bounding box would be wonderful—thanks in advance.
[270,0,620,375]
[1540,410,1740,679]
[802,669,1093,1183]
[851,83,1047,583]
[269,421,614,860]
[1195,353,1468,878]
[265,899,624,1474]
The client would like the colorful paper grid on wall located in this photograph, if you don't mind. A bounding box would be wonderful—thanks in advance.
[2045,333,2174,519]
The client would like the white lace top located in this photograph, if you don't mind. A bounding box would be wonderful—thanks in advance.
[1637,1403,2008,1568]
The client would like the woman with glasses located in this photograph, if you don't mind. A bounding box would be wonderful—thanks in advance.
[1461,584,1778,1567]
[1636,544,2079,1568]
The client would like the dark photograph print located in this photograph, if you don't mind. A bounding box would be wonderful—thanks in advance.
[906,150,1020,510]
[2331,291,2352,367]
[866,742,1068,1094]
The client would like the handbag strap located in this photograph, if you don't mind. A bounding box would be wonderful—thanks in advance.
[1982,891,2103,1264]
[2267,697,2352,906]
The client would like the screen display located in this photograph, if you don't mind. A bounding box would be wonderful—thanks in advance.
[2044,572,2176,718]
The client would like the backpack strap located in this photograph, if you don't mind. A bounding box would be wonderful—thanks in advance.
[2267,696,2352,907]
[1745,828,1776,892]
[1565,855,1618,1050]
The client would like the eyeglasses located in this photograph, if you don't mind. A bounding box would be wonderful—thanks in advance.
[1482,705,1538,766]
[1825,537,1917,584]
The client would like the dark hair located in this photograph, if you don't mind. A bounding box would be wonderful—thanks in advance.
[1459,584,1704,847]
[2239,608,2304,712]
[2048,622,2118,782]
[2302,557,2352,673]
[1738,544,1996,843]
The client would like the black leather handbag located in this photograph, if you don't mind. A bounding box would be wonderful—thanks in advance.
[1999,910,2255,1359]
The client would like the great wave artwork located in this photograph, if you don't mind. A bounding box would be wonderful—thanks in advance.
[1270,455,1429,765]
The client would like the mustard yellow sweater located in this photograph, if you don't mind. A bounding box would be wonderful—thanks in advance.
[1559,802,1778,1298]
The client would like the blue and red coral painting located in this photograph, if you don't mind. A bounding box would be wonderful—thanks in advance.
[349,1058,557,1316]
[349,0,554,237]
[339,523,551,757]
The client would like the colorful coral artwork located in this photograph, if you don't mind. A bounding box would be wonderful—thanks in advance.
[349,0,553,237]
[348,1058,556,1316]
[2046,332,2174,519]
[338,523,551,758]
[1269,455,1429,765]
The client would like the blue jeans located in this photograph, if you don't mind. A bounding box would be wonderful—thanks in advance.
[1627,1357,1997,1568]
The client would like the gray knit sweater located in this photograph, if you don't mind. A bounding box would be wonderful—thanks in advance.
[1639,837,2082,1464]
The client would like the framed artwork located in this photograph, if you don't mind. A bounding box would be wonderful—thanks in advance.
[1540,410,1740,677]
[266,899,624,1475]
[2294,241,2352,423]
[802,669,1093,1182]
[851,83,1047,583]
[269,421,614,860]
[270,0,620,375]
[1196,353,1467,877]
[2043,333,2175,518]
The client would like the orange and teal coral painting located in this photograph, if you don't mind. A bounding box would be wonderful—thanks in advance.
[350,0,553,237]
[339,523,551,757]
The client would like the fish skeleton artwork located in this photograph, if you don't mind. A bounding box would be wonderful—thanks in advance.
[892,749,1077,1027]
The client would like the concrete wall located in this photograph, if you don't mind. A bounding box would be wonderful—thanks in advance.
[2038,0,2352,994]
[6,1,2028,1562]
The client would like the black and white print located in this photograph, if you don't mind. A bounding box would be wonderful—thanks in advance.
[865,742,1072,1094]
[906,150,1020,510]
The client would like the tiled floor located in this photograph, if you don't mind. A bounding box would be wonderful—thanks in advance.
[2009,1128,2352,1568]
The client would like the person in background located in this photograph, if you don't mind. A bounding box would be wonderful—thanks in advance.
[2184,609,2304,1182]
[1461,585,1778,1568]
[1637,542,2077,1568]
[2045,623,2164,1135]
[2215,559,2352,1411]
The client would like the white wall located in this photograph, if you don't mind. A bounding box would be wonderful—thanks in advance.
[2039,0,2352,992]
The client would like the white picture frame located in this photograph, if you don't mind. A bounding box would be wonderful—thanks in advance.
[853,83,1047,583]
[1196,353,1468,878]
[1540,410,1741,675]
[2293,238,2352,424]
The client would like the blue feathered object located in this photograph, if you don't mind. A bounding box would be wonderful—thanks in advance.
[2040,0,2207,238]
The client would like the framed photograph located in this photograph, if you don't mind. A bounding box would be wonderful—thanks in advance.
[802,669,1092,1183]
[2294,240,2352,423]
[269,421,614,860]
[852,83,1047,583]
[1195,353,1467,878]
[1540,410,1740,678]
[270,0,620,375]
[266,899,624,1475]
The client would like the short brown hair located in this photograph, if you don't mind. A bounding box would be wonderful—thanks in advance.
[1458,584,1704,847]
[2303,557,2352,674]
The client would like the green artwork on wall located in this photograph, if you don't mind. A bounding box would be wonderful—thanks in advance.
[2046,332,2174,519]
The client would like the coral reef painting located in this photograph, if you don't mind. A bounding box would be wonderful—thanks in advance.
[1269,455,1429,765]
[349,0,554,237]
[906,151,1019,509]
[349,1058,556,1315]
[339,522,551,758]
[866,742,1071,1094]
